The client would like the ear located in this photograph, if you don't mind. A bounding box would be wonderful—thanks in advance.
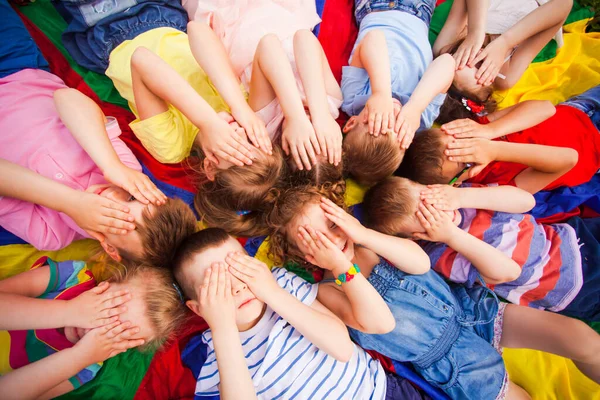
[186,299,200,316]
[203,158,216,181]
[100,240,122,263]
[85,230,106,242]
[342,116,358,134]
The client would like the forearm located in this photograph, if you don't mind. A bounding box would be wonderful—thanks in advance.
[465,0,488,35]
[0,347,82,400]
[267,288,353,361]
[501,0,571,48]
[293,30,331,122]
[446,229,521,284]
[433,0,468,56]
[212,322,256,400]
[357,30,392,96]
[360,230,430,274]
[493,141,576,173]
[187,22,249,114]
[0,159,78,214]
[404,54,455,114]
[0,294,71,330]
[486,100,556,138]
[458,186,535,213]
[53,88,121,174]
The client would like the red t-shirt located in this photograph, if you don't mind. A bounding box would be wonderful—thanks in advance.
[468,105,600,190]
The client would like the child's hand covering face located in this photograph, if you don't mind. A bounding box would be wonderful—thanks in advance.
[363,93,395,136]
[226,253,280,305]
[194,263,237,329]
[420,185,462,211]
[453,30,486,70]
[413,202,457,243]
[281,115,320,171]
[320,197,368,245]
[311,115,342,166]
[103,163,167,206]
[230,107,272,155]
[71,190,135,237]
[298,225,352,273]
[445,137,496,178]
[441,119,496,140]
[69,281,131,329]
[394,104,420,149]
[472,36,510,86]
[200,114,256,167]
[75,319,144,364]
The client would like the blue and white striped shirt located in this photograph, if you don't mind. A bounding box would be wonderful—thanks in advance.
[191,268,387,399]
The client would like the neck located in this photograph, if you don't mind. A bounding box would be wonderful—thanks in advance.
[237,303,267,332]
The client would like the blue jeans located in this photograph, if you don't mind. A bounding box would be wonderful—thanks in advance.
[561,85,600,132]
[354,0,435,26]
[0,0,49,78]
[51,0,188,73]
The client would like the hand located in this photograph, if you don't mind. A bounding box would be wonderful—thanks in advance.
[69,191,135,236]
[364,93,394,136]
[68,281,131,329]
[200,116,255,167]
[453,29,486,70]
[281,115,320,170]
[231,106,272,155]
[103,164,166,206]
[445,138,496,177]
[394,104,420,149]
[441,119,496,139]
[226,252,280,304]
[320,197,369,245]
[420,185,462,211]
[413,202,457,243]
[311,115,342,166]
[297,225,352,275]
[194,263,237,330]
[75,320,144,364]
[472,36,510,86]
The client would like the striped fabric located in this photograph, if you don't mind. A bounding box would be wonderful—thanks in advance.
[193,268,386,399]
[423,208,583,312]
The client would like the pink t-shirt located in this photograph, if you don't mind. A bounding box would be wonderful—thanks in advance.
[0,69,141,250]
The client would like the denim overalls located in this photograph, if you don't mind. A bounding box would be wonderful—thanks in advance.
[354,0,436,26]
[348,259,507,399]
[51,0,188,73]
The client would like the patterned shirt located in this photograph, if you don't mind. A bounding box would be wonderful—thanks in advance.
[0,257,101,389]
[423,208,583,311]
[183,268,387,399]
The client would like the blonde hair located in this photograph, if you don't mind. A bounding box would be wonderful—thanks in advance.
[267,183,346,267]
[194,145,286,237]
[343,126,404,186]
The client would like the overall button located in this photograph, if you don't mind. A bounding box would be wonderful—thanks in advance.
[55,173,64,179]
[421,290,427,296]
[389,2,395,7]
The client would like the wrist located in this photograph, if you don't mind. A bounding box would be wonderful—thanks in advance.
[331,261,355,278]
[209,317,239,334]
[58,188,82,215]
[445,226,466,247]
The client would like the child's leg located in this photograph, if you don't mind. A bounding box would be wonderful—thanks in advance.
[506,381,532,400]
[560,85,600,132]
[500,304,600,383]
[0,0,49,78]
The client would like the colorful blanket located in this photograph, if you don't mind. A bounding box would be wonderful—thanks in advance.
[2,0,599,399]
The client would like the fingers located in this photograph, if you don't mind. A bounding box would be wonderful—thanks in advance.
[217,263,227,297]
[334,132,342,166]
[400,126,414,150]
[94,315,120,328]
[311,130,324,158]
[91,281,110,294]
[472,48,487,69]
[297,225,320,254]
[320,197,344,216]
[199,269,210,302]
[208,264,219,298]
[290,143,304,171]
[106,320,132,338]
[137,177,166,206]
[315,230,335,249]
[101,289,131,309]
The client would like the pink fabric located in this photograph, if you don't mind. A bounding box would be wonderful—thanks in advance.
[0,69,141,250]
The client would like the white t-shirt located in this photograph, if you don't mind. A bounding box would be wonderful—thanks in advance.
[191,268,387,399]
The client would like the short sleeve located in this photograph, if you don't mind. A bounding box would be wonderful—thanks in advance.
[105,116,142,172]
[40,259,94,299]
[340,66,372,116]
[272,268,318,306]
[419,93,446,130]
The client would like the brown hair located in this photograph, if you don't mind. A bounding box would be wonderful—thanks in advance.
[134,198,198,269]
[194,145,286,237]
[343,126,404,186]
[286,158,344,189]
[396,129,447,185]
[171,228,232,300]
[105,264,189,352]
[267,183,346,267]
[362,177,418,237]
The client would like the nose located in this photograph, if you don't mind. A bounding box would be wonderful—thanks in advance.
[231,278,248,295]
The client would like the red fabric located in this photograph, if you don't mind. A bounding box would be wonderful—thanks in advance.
[135,316,208,400]
[17,8,197,193]
[468,106,600,190]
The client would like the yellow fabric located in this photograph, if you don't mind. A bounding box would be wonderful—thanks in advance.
[106,27,231,164]
[494,20,600,108]
[503,348,600,399]
[0,240,98,280]
[0,331,12,374]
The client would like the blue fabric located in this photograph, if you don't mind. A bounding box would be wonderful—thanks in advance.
[0,0,49,78]
[561,84,600,132]
[313,0,326,36]
[385,370,433,399]
[140,163,198,218]
[354,0,435,25]
[340,7,445,131]
[390,360,449,400]
[0,227,27,246]
[243,235,267,257]
[51,0,188,73]
[560,217,600,321]
[348,259,505,400]
[181,335,220,400]
[530,174,600,220]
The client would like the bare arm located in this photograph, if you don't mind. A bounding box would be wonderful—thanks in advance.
[433,0,468,56]
[458,185,536,212]
[360,230,431,275]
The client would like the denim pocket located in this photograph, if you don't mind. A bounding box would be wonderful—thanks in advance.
[398,279,454,316]
[422,353,459,390]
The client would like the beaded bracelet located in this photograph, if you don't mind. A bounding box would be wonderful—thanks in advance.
[335,264,361,286]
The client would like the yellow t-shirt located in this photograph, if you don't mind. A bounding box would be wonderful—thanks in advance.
[106,27,230,164]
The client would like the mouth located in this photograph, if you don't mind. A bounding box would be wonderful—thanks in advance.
[238,298,256,309]
[340,240,349,253]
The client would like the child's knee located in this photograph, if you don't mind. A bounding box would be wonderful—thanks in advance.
[187,20,211,36]
[131,46,153,70]
[293,29,315,44]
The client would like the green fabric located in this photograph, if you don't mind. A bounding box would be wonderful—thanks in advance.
[428,0,594,63]
[18,0,130,109]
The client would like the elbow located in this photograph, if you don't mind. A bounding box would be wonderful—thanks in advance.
[541,101,556,119]
[522,192,536,213]
[414,254,432,275]
[372,314,396,335]
[488,263,522,284]
[332,341,355,363]
[363,29,386,45]
[561,148,579,172]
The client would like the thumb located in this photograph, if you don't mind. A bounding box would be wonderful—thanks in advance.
[91,281,110,294]
[412,232,430,241]
[86,230,106,242]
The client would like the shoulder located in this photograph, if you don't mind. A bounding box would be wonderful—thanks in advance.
[271,267,318,305]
